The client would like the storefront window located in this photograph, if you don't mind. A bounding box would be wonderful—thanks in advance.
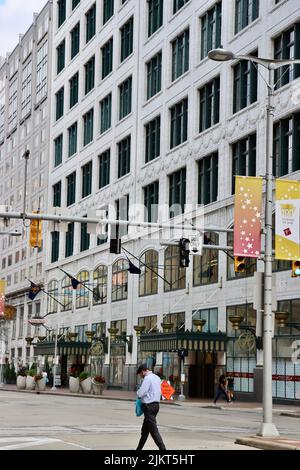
[277,298,300,336]
[164,246,186,291]
[93,265,107,304]
[74,324,88,342]
[75,270,89,308]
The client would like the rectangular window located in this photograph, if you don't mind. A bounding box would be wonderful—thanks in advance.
[120,17,133,62]
[36,41,48,104]
[83,109,94,146]
[86,3,96,43]
[119,76,132,120]
[85,56,95,95]
[57,0,66,28]
[273,113,300,177]
[53,181,62,207]
[101,37,113,79]
[145,115,160,163]
[147,51,162,100]
[193,233,219,286]
[169,168,186,217]
[65,222,74,258]
[72,0,80,9]
[144,181,159,222]
[99,149,110,189]
[55,87,64,121]
[21,60,32,119]
[103,0,114,24]
[199,76,220,133]
[201,2,222,59]
[100,93,112,134]
[69,72,79,108]
[172,28,189,81]
[115,195,129,237]
[173,0,189,14]
[8,78,17,133]
[118,135,131,178]
[80,218,90,252]
[198,153,218,205]
[68,122,77,157]
[233,51,257,113]
[70,22,80,59]
[235,0,259,34]
[274,24,300,90]
[82,161,92,198]
[148,0,163,37]
[232,134,256,193]
[54,134,63,167]
[51,231,60,263]
[193,307,218,332]
[67,172,76,206]
[56,39,65,74]
[170,98,188,149]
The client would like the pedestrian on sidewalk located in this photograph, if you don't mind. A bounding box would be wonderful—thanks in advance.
[227,376,235,401]
[136,363,166,451]
[213,374,231,404]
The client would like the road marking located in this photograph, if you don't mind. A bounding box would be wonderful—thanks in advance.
[0,437,61,450]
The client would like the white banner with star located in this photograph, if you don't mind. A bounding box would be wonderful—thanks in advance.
[275,180,300,260]
[234,176,263,258]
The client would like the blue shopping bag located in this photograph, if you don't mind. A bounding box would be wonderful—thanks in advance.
[135,399,144,417]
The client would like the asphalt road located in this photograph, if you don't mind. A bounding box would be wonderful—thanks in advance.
[0,392,299,450]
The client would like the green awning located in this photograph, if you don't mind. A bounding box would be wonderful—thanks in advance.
[34,341,90,356]
[139,331,227,353]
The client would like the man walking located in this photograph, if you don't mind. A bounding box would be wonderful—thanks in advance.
[136,363,166,451]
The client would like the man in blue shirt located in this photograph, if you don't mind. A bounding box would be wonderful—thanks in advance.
[136,364,166,451]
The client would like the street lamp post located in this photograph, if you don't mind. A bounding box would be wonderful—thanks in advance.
[209,48,300,437]
[51,325,59,391]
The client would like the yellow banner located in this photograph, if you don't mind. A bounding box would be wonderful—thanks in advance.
[275,180,300,260]
[0,279,6,317]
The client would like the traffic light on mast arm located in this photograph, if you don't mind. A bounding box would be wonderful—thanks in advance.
[234,256,246,273]
[179,238,190,268]
[291,260,300,277]
[29,212,42,248]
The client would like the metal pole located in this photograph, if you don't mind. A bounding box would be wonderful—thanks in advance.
[51,325,58,391]
[258,65,279,437]
[178,357,185,401]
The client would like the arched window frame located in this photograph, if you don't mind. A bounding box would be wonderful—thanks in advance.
[111,259,128,302]
[93,265,108,304]
[139,249,158,297]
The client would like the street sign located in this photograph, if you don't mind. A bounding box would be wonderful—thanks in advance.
[161,380,175,400]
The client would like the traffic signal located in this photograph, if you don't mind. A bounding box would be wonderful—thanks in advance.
[292,260,300,277]
[109,237,121,254]
[234,256,246,273]
[29,213,42,248]
[179,238,190,268]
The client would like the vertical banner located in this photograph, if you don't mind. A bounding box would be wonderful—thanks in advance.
[275,180,300,260]
[234,176,263,258]
[0,280,6,318]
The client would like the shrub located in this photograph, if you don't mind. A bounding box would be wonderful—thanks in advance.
[93,375,105,384]
[34,374,43,382]
[28,369,37,377]
[17,368,27,377]
[79,371,89,382]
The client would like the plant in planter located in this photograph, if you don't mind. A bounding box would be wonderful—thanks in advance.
[4,364,17,384]
[68,367,80,393]
[79,371,92,394]
[16,368,27,390]
[26,366,37,390]
[34,373,46,393]
[92,375,105,395]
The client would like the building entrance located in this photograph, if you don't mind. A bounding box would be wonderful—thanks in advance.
[188,351,216,398]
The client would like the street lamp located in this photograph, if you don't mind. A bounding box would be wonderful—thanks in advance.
[209,48,300,437]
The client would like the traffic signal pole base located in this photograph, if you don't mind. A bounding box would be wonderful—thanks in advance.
[51,386,57,391]
[178,394,186,401]
[257,422,279,438]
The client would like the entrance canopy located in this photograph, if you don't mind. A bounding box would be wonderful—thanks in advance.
[139,331,227,353]
[34,341,90,356]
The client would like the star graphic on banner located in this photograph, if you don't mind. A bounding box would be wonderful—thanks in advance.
[242,205,246,209]
[245,237,250,242]
[244,249,248,253]
[252,218,256,223]
[240,187,244,192]
[255,251,259,256]
[241,231,245,235]
[245,199,251,205]
[247,243,253,249]
[244,193,248,197]
[255,212,261,218]
[243,219,247,224]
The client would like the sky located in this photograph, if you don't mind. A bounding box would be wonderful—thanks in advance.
[0,0,47,57]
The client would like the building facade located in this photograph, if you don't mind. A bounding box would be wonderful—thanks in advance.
[1,0,300,401]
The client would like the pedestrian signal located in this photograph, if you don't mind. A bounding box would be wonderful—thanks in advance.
[292,260,300,277]
[234,256,246,273]
[29,213,42,248]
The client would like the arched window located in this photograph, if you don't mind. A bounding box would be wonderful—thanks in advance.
[112,260,128,302]
[164,246,186,291]
[93,265,107,304]
[61,276,72,311]
[47,280,58,313]
[139,250,158,296]
[193,233,219,286]
[75,270,89,308]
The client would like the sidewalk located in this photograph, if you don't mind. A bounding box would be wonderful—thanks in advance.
[236,436,300,450]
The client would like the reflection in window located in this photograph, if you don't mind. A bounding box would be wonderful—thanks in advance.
[112,260,128,301]
[47,280,58,313]
[163,312,185,332]
[75,270,89,308]
[139,250,158,296]
[93,265,107,304]
[226,303,255,337]
[164,246,186,291]
[192,308,218,333]
[61,276,72,311]
[193,233,218,286]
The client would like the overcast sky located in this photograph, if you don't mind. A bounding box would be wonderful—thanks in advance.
[0,0,48,57]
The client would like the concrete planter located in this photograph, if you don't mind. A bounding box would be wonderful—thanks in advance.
[80,377,92,394]
[92,382,104,395]
[16,376,26,390]
[35,378,46,392]
[69,376,80,393]
[26,376,36,390]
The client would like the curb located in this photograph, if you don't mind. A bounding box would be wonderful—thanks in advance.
[0,388,180,405]
[280,413,300,419]
[236,437,300,450]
